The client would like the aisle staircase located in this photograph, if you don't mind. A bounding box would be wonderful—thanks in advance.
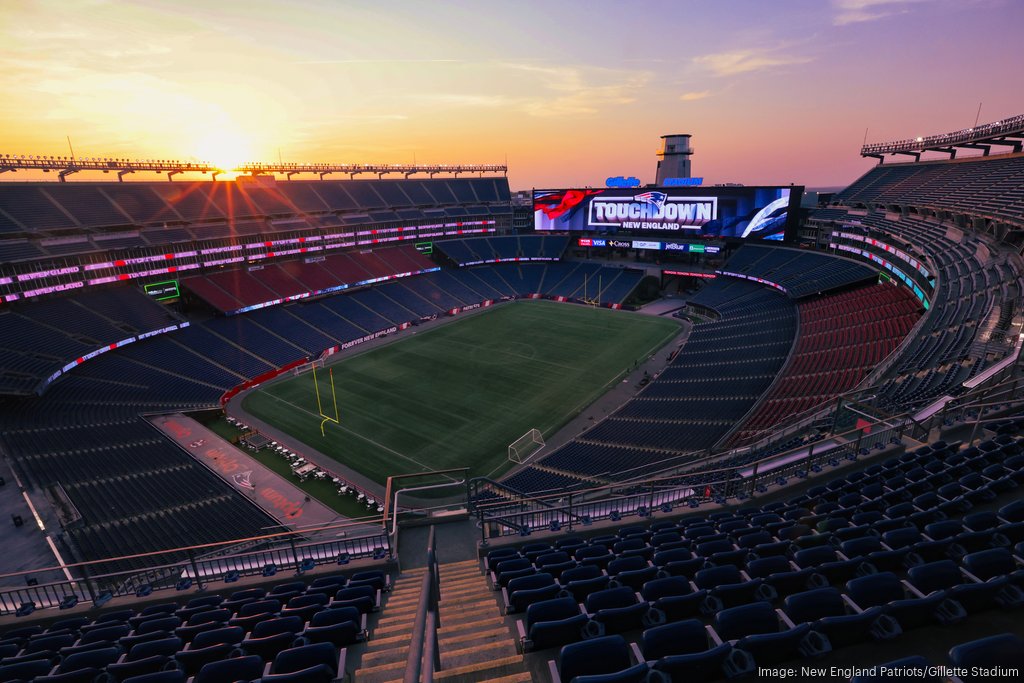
[355,558,533,683]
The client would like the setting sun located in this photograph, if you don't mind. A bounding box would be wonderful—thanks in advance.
[192,128,254,172]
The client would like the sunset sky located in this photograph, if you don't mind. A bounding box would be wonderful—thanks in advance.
[1,0,1022,190]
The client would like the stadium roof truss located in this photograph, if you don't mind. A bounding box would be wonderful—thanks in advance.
[861,113,1024,161]
[0,154,508,182]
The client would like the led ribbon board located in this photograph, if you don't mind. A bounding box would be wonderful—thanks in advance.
[144,280,180,301]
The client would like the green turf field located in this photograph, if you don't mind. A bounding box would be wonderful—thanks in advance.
[241,300,679,484]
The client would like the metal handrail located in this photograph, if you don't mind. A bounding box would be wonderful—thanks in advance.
[860,113,1024,155]
[0,517,390,615]
[404,525,441,683]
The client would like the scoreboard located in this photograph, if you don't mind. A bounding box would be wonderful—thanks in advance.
[535,185,802,242]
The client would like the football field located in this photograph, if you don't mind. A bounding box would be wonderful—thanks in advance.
[241,300,679,484]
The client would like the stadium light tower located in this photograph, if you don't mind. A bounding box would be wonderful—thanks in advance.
[656,134,693,185]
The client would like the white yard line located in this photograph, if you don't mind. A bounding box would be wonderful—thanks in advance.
[260,391,458,480]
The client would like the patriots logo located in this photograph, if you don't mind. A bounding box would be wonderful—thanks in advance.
[232,470,255,490]
[634,191,668,208]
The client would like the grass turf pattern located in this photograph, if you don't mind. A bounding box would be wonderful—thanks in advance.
[242,300,678,484]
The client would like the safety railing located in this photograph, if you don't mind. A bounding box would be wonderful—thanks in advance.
[472,416,914,539]
[0,517,390,617]
[404,525,441,683]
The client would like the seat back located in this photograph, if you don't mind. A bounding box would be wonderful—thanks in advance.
[189,626,244,650]
[129,636,184,661]
[508,572,554,594]
[271,642,339,675]
[746,556,789,579]
[652,548,692,566]
[845,572,903,607]
[693,564,741,589]
[253,616,304,638]
[783,587,845,623]
[607,556,646,575]
[714,601,778,640]
[525,597,580,630]
[585,586,637,613]
[907,560,961,594]
[311,606,361,627]
[558,634,631,682]
[239,598,281,617]
[640,576,691,602]
[194,654,265,683]
[948,632,1024,671]
[559,564,601,584]
[640,619,707,660]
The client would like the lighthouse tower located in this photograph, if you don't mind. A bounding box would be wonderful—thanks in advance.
[655,134,693,185]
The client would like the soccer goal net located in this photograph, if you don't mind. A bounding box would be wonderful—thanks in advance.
[293,358,325,376]
[508,428,545,464]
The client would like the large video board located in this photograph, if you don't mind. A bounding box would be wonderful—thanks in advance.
[534,186,801,241]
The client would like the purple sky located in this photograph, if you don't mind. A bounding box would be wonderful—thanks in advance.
[1,0,1022,189]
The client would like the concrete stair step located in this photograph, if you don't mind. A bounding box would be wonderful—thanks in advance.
[376,604,419,619]
[382,596,423,611]
[352,657,410,683]
[439,616,503,635]
[474,672,533,683]
[441,584,490,596]
[441,640,518,669]
[439,572,483,584]
[439,565,481,575]
[374,663,531,683]
[360,645,409,668]
[440,576,488,590]
[439,568,483,581]
[440,583,491,598]
[370,621,415,639]
[438,561,481,573]
[438,626,511,649]
[434,655,526,683]
[364,629,419,650]
[367,626,509,652]
[361,627,512,668]
[376,611,423,627]
[433,605,495,626]
[389,580,428,592]
[439,594,500,609]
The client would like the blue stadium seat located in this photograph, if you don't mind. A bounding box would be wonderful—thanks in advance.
[519,596,599,652]
[551,634,646,683]
[261,642,345,683]
[908,559,1022,612]
[948,633,1024,683]
[713,601,830,665]
[783,587,900,646]
[192,654,264,683]
[585,586,663,634]
[845,572,966,629]
[640,576,713,621]
[296,607,364,648]
[641,620,755,681]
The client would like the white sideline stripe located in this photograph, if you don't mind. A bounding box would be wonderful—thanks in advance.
[45,535,77,584]
[21,490,46,532]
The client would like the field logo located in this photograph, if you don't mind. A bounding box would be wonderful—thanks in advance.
[232,470,256,491]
